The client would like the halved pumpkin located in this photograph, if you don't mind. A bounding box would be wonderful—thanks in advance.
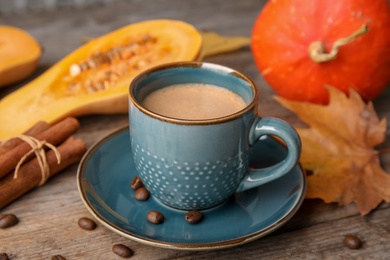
[0,20,202,140]
[0,25,42,87]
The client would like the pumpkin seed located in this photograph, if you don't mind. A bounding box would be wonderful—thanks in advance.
[66,34,157,94]
[69,64,81,77]
[80,62,89,71]
[95,81,105,90]
[86,59,97,69]
[86,84,96,93]
[103,80,110,90]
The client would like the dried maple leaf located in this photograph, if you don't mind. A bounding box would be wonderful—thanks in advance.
[275,87,390,215]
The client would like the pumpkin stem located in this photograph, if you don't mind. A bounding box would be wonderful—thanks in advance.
[308,24,368,63]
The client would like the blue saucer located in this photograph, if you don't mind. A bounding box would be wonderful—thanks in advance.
[77,126,306,250]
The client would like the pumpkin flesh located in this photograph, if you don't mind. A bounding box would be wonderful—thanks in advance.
[0,20,202,140]
[0,26,42,87]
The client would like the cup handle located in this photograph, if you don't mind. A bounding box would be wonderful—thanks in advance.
[236,117,301,192]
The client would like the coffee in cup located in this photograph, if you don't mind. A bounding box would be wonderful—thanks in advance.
[141,83,247,120]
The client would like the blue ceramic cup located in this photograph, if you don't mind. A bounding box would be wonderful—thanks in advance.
[128,62,301,210]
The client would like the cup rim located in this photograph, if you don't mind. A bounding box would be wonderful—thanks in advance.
[129,61,259,125]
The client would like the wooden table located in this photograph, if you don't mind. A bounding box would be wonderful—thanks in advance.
[1,1,390,259]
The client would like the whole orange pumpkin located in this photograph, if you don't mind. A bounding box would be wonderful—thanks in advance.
[251,0,390,104]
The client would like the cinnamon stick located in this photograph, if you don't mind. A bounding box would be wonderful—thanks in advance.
[0,121,51,156]
[0,137,87,209]
[0,117,80,179]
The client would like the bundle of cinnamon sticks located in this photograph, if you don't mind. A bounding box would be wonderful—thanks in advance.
[0,117,87,209]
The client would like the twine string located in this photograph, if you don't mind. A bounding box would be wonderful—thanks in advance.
[13,135,61,186]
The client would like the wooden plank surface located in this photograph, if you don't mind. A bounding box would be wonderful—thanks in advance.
[1,0,390,259]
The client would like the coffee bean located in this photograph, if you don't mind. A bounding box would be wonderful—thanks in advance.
[135,187,149,201]
[146,210,164,224]
[130,176,143,190]
[51,255,66,260]
[78,217,97,231]
[185,210,203,224]
[0,253,9,260]
[344,234,362,249]
[112,244,134,258]
[0,214,18,228]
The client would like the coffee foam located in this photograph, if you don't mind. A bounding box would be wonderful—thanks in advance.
[142,83,246,120]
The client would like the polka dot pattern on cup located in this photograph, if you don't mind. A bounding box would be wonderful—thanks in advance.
[131,140,248,210]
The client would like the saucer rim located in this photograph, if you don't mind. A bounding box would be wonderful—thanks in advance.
[77,126,307,251]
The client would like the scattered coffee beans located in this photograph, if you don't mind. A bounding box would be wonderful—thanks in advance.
[130,176,143,190]
[0,214,19,229]
[185,210,203,224]
[78,217,97,231]
[129,177,207,226]
[51,255,66,260]
[135,187,149,201]
[146,210,164,224]
[343,234,362,249]
[0,253,9,260]
[112,244,134,258]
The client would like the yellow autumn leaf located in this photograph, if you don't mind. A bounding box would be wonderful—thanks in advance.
[276,87,390,215]
[200,31,250,58]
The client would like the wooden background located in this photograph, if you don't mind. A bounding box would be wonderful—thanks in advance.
[1,0,390,259]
